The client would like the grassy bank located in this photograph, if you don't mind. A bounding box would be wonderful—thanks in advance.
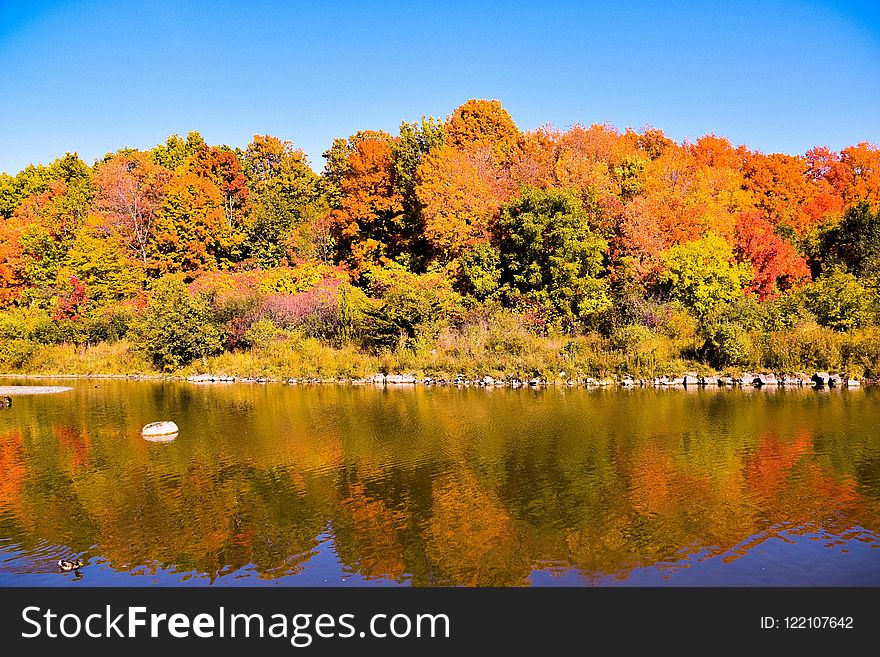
[3,323,879,381]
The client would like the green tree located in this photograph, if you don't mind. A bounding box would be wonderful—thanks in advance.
[392,117,446,268]
[459,242,501,300]
[660,233,751,321]
[497,187,609,327]
[819,201,880,278]
[0,164,52,219]
[151,132,207,170]
[132,276,224,370]
[801,269,873,331]
[63,223,144,305]
[242,135,323,267]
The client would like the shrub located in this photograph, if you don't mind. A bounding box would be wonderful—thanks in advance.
[459,242,501,300]
[241,319,282,350]
[801,270,873,331]
[702,323,752,368]
[0,339,38,370]
[841,327,880,378]
[131,275,224,370]
[362,265,462,350]
[609,324,677,375]
[749,324,844,372]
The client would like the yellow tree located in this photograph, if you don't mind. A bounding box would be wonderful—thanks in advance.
[149,173,244,276]
[445,99,520,158]
[415,145,501,263]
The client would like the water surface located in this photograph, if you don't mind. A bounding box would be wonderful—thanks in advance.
[0,379,878,586]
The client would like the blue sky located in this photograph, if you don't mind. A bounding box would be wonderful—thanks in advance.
[1,0,878,174]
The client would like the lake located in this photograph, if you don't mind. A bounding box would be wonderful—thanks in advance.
[0,379,878,586]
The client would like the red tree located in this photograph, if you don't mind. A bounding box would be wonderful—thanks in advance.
[734,211,810,300]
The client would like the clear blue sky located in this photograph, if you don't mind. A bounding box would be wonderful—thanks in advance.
[1,0,878,174]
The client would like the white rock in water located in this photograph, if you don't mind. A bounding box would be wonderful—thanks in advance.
[142,421,179,440]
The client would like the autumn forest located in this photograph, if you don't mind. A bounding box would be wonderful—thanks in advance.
[1,99,879,380]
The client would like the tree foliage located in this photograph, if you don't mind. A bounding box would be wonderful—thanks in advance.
[1,101,879,373]
[131,276,223,370]
[660,233,751,321]
[498,187,609,326]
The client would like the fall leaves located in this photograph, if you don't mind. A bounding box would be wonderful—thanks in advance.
[0,98,878,336]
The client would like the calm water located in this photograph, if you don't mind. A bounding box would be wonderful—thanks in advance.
[0,379,878,586]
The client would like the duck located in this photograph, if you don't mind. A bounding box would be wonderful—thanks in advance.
[58,559,83,572]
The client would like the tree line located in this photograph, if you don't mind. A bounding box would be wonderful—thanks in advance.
[1,99,879,375]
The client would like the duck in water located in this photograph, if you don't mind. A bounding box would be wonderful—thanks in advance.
[58,559,83,572]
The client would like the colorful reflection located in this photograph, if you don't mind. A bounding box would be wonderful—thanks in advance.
[0,381,878,586]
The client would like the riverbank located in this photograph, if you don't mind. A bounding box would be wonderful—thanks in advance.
[1,330,878,389]
[1,368,871,390]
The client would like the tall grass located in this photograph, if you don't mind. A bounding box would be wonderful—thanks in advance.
[2,324,878,380]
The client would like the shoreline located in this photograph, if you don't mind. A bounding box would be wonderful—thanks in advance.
[1,370,871,390]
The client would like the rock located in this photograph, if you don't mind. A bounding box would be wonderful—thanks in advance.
[482,375,495,386]
[683,373,700,386]
[755,373,778,386]
[386,374,417,384]
[828,373,842,387]
[718,376,733,386]
[187,373,213,383]
[620,377,635,388]
[663,377,684,386]
[846,378,861,388]
[370,373,386,384]
[700,376,719,386]
[812,371,830,387]
[597,378,614,387]
[528,378,541,386]
[142,421,178,442]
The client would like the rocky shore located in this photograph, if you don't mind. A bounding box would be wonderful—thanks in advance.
[4,371,871,390]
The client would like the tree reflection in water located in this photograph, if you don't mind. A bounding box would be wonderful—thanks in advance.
[0,381,878,585]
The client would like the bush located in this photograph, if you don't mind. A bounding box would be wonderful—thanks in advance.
[841,327,880,378]
[702,323,752,368]
[362,265,462,350]
[0,339,38,370]
[801,270,873,331]
[241,319,282,350]
[0,307,54,342]
[748,324,844,372]
[131,276,224,371]
[459,242,501,300]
